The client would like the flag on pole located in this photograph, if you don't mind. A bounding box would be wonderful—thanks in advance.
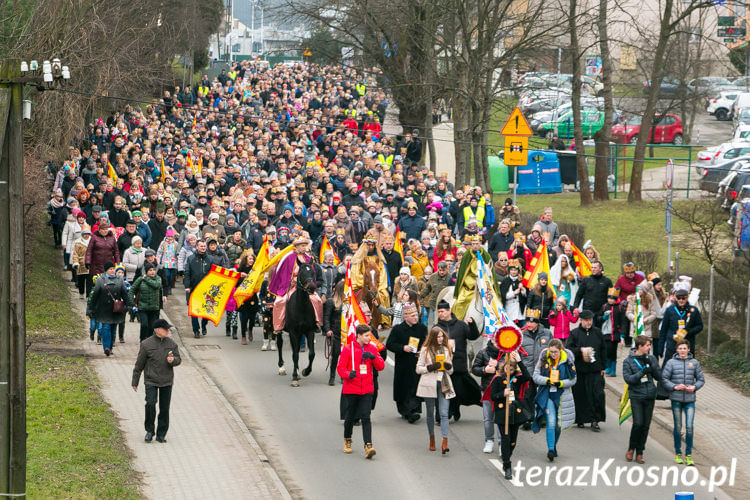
[234,236,270,307]
[476,250,511,338]
[188,265,242,326]
[196,153,203,174]
[633,292,645,347]
[394,227,404,259]
[522,239,553,293]
[107,160,118,182]
[340,262,352,347]
[160,155,167,183]
[319,237,340,265]
[187,154,196,175]
[569,241,592,277]
[619,384,632,425]
[340,262,385,351]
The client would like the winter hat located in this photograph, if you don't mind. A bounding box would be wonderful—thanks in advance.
[114,264,125,275]
[81,226,91,235]
[166,229,176,237]
[145,249,156,257]
[437,299,451,310]
[399,266,411,276]
[538,271,548,281]
[579,310,594,320]
[131,235,142,246]
[103,261,116,272]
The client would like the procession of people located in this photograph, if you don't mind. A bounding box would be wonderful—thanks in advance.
[49,58,705,473]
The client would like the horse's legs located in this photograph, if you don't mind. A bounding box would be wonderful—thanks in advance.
[289,330,301,381]
[302,329,316,377]
[276,332,286,375]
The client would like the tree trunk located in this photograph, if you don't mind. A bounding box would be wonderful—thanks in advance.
[629,0,675,202]
[569,0,592,205]
[593,0,612,201]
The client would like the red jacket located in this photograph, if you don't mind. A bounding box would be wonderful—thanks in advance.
[337,341,385,395]
[614,274,644,303]
[548,309,579,340]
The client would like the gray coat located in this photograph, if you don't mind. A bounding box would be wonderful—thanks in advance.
[533,348,577,429]
[520,325,553,374]
[661,353,705,403]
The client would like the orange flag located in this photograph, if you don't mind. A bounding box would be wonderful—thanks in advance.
[569,241,592,277]
[319,237,340,265]
[341,262,384,351]
[187,155,195,175]
[522,239,553,293]
[160,155,167,183]
[394,226,404,259]
[107,161,118,182]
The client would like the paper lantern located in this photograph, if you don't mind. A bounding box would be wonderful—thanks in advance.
[495,324,522,353]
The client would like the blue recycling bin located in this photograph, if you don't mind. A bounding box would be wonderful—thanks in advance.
[516,150,563,194]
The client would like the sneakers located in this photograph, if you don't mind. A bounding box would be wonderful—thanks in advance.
[685,455,694,466]
[364,442,376,459]
[270,341,277,351]
[261,339,269,351]
[483,440,494,454]
[343,438,352,454]
[674,454,684,464]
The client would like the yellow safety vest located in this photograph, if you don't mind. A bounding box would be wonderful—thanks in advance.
[345,108,357,117]
[377,154,394,166]
[198,86,210,96]
[228,71,237,81]
[463,205,485,227]
[356,83,366,96]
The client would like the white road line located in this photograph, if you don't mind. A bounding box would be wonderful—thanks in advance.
[489,459,524,487]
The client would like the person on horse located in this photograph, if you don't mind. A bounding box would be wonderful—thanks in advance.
[350,229,390,329]
[269,234,323,334]
[453,234,498,321]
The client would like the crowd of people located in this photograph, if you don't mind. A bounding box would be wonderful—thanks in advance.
[47,59,705,474]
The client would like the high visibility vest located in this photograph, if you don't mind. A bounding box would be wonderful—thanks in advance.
[198,85,209,96]
[464,205,485,227]
[345,108,357,117]
[228,71,237,81]
[356,83,366,96]
[377,154,394,166]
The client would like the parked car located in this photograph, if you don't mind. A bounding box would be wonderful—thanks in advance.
[687,77,736,98]
[733,123,750,140]
[720,170,750,209]
[643,77,686,98]
[537,106,604,139]
[697,140,750,166]
[707,91,740,121]
[734,107,750,130]
[696,156,750,193]
[610,114,683,144]
[529,98,610,132]
[730,92,750,118]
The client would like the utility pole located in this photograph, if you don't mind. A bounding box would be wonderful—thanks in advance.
[0,58,27,499]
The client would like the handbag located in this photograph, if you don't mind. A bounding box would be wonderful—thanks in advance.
[105,283,125,313]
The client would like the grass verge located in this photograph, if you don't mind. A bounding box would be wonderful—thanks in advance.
[26,225,141,498]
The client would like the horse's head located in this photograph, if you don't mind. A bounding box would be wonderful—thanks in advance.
[364,261,380,300]
[296,261,317,295]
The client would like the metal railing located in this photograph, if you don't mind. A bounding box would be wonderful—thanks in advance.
[610,143,694,199]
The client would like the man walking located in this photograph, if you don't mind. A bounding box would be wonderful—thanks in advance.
[132,318,182,443]
[573,261,612,327]
[566,310,606,431]
[184,239,212,337]
[386,303,426,423]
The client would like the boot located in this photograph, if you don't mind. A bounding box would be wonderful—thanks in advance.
[343,438,352,454]
[225,326,231,337]
[429,435,436,451]
[232,327,238,340]
[261,339,269,351]
[441,437,449,455]
[248,330,253,341]
[364,442,376,459]
[241,337,248,345]
[328,373,335,386]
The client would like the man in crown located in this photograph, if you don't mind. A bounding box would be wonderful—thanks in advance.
[350,229,390,328]
[453,234,498,321]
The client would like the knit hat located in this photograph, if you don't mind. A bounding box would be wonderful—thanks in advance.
[538,271,548,281]
[145,249,156,257]
[166,229,175,237]
[103,261,116,272]
[114,264,125,275]
[437,299,451,310]
[579,310,594,320]
[399,266,411,276]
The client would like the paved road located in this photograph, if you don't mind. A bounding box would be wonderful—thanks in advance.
[167,304,732,499]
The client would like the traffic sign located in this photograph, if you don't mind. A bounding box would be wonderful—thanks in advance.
[504,136,528,166]
[500,107,533,136]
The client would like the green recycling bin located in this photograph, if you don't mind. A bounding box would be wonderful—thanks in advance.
[488,156,509,193]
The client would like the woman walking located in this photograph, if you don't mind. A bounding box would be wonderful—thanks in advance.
[128,263,165,342]
[489,350,531,479]
[415,326,455,454]
[532,338,577,462]
[662,339,704,466]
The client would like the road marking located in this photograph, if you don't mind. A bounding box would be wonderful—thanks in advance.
[489,459,524,487]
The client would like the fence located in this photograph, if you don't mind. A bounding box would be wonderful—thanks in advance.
[609,143,696,199]
[694,266,749,358]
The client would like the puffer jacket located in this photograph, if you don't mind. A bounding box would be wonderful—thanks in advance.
[471,339,501,391]
[622,350,661,400]
[520,325,553,374]
[129,275,163,312]
[85,231,120,275]
[61,214,81,251]
[661,353,705,403]
[533,348,577,429]
[337,341,385,395]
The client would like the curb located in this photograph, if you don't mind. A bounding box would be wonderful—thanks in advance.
[161,306,293,500]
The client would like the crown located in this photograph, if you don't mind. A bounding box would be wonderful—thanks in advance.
[623,262,635,272]
[525,308,541,319]
[607,287,620,297]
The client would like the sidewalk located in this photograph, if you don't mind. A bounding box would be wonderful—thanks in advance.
[68,287,291,500]
[605,344,750,496]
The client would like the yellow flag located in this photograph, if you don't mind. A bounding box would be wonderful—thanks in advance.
[522,239,553,295]
[107,161,118,182]
[187,155,195,175]
[394,227,404,259]
[188,265,241,326]
[160,155,167,183]
[234,237,270,307]
[319,237,340,265]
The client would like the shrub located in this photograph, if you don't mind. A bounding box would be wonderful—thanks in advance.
[716,339,745,355]
[620,249,658,274]
[558,221,586,248]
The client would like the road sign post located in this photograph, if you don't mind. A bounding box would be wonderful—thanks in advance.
[500,107,533,200]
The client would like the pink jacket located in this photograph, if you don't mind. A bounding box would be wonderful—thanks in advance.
[225,288,238,312]
[548,309,579,340]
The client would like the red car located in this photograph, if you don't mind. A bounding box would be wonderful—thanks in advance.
[611,113,684,144]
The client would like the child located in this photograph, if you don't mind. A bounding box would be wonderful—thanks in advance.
[547,297,579,340]
[260,280,276,351]
[418,267,433,325]
[71,226,92,298]
[156,228,178,295]
[115,264,130,343]
[225,288,239,339]
[597,288,625,376]
[377,288,418,327]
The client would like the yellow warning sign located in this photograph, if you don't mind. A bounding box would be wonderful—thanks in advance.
[500,107,533,136]
[303,48,312,57]
[504,136,528,166]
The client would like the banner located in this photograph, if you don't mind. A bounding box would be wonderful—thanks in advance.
[476,250,511,338]
[394,226,404,259]
[107,161,118,182]
[569,241,592,277]
[319,236,340,265]
[160,155,167,183]
[234,240,294,307]
[522,239,553,292]
[188,265,241,326]
[619,384,632,425]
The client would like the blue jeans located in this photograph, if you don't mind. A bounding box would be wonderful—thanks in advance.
[99,323,115,351]
[424,382,450,438]
[482,400,495,441]
[671,401,695,455]
[164,268,175,290]
[545,398,561,451]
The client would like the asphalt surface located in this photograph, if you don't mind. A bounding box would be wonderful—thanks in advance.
[167,304,732,500]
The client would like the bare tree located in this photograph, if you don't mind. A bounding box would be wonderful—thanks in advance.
[568,0,593,205]
[593,0,614,201]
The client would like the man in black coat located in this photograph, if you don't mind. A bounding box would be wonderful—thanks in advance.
[566,310,606,431]
[385,303,426,423]
[435,300,481,421]
[148,209,170,251]
[118,219,139,257]
[381,236,403,294]
[184,240,212,338]
[572,261,612,327]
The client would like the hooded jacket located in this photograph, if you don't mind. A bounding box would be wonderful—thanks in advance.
[661,353,705,403]
[436,313,480,373]
[623,349,661,400]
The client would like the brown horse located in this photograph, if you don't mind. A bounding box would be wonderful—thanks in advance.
[356,259,382,329]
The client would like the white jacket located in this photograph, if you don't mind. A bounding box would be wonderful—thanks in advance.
[61,216,82,251]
